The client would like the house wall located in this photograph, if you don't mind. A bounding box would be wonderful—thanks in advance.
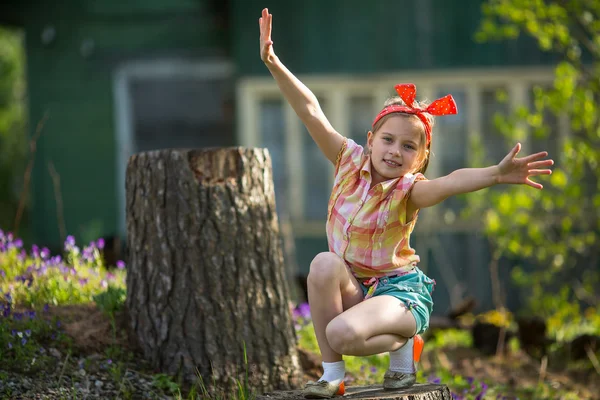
[231,0,556,76]
[21,0,228,248]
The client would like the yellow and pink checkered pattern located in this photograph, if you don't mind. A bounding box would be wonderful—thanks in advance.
[326,138,427,278]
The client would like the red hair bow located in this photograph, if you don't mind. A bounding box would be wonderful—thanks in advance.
[372,84,458,145]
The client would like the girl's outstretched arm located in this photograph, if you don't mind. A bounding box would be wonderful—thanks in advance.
[259,8,344,164]
[408,143,554,210]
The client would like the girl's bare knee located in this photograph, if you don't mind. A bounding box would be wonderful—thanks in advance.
[325,318,361,355]
[307,252,344,287]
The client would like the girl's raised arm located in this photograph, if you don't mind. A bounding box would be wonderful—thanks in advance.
[407,143,554,212]
[259,8,344,164]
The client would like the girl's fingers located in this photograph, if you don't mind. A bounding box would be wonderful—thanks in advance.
[528,160,554,169]
[526,178,543,189]
[511,143,521,158]
[521,151,549,163]
[266,13,272,39]
[528,169,552,176]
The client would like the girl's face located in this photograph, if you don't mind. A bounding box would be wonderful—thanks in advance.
[367,115,425,185]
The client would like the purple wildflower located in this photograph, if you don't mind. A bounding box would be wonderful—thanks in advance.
[65,235,76,249]
[82,247,92,262]
[475,382,489,400]
[21,338,27,346]
[7,342,12,349]
[97,238,105,249]
[14,239,23,249]
[43,304,49,313]
[116,260,126,269]
[295,303,311,320]
[40,247,50,260]
[25,329,31,337]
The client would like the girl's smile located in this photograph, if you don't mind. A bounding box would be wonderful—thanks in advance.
[367,115,425,186]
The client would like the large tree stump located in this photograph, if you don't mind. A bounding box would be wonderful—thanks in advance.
[257,384,451,399]
[125,148,302,394]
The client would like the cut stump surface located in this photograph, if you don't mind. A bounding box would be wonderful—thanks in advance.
[257,384,451,400]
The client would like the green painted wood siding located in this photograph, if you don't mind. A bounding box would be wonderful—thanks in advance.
[22,0,226,249]
[233,0,557,76]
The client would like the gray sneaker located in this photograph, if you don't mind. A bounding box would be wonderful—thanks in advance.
[302,380,345,398]
[382,370,416,390]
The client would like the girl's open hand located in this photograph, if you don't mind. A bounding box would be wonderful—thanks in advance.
[496,143,554,189]
[259,8,275,63]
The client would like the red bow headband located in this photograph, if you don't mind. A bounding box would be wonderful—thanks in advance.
[372,84,458,145]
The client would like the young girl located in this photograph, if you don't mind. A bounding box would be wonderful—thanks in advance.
[259,8,553,398]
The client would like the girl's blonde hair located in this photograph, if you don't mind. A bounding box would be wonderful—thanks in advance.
[371,96,435,175]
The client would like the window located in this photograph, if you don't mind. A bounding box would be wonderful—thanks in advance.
[482,87,511,164]
[130,77,234,152]
[260,98,288,217]
[348,95,375,147]
[427,88,468,215]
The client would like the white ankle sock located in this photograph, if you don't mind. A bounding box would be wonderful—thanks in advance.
[320,360,345,385]
[389,337,415,373]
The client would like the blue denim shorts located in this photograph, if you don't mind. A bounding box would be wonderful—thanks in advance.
[359,267,435,335]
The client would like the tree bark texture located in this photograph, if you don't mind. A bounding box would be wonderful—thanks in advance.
[125,148,302,394]
[257,384,451,400]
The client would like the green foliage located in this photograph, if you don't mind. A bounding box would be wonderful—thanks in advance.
[427,329,473,349]
[469,0,600,322]
[0,237,126,309]
[0,28,26,231]
[0,294,70,374]
[152,373,180,395]
[93,286,126,317]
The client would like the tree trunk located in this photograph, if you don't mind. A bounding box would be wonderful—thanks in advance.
[125,148,302,394]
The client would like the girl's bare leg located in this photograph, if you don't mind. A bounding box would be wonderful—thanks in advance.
[307,252,364,362]
[325,295,417,357]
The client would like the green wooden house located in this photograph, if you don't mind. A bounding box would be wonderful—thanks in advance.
[2,0,561,313]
